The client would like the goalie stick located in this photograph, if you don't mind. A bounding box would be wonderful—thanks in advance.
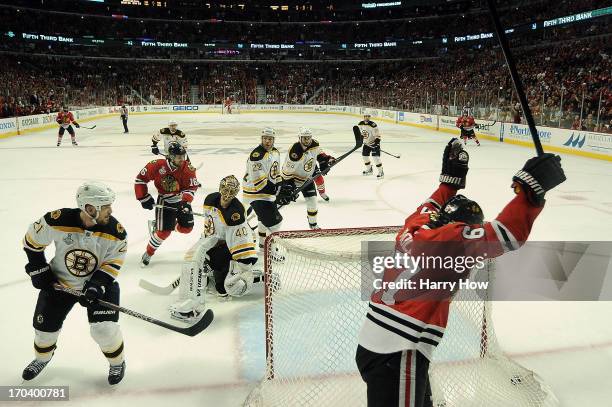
[139,276,181,295]
[54,284,214,336]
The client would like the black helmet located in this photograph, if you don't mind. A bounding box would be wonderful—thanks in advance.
[167,142,186,156]
[439,195,484,225]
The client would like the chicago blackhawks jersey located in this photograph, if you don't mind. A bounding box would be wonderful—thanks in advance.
[281,140,330,186]
[456,116,476,131]
[152,127,188,154]
[23,208,127,290]
[56,111,77,129]
[358,119,380,147]
[202,192,257,262]
[243,144,281,202]
[358,183,543,360]
[134,158,199,204]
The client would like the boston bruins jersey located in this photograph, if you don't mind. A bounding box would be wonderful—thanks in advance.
[281,140,326,187]
[152,127,188,154]
[243,145,281,202]
[358,120,380,147]
[202,193,257,262]
[23,208,127,290]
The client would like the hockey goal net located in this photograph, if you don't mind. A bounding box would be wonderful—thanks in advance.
[244,227,558,407]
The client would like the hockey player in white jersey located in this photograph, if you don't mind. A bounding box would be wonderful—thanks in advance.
[277,127,335,229]
[21,181,127,385]
[358,114,384,179]
[151,120,188,155]
[242,127,283,257]
[169,175,257,322]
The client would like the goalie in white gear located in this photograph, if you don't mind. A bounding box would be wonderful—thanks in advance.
[243,127,283,259]
[151,120,188,156]
[169,175,257,322]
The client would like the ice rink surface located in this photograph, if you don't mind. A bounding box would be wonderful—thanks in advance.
[1,112,611,406]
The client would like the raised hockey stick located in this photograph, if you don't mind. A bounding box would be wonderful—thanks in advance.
[279,125,363,207]
[487,0,543,156]
[54,284,214,336]
[139,276,181,295]
[380,149,401,159]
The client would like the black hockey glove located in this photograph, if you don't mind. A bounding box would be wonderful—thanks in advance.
[512,153,566,207]
[140,194,155,210]
[373,138,381,147]
[25,262,56,291]
[79,271,113,307]
[151,144,160,155]
[276,180,297,206]
[74,122,80,128]
[318,155,336,173]
[440,138,469,189]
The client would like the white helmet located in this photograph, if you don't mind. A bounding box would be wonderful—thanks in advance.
[76,181,116,214]
[168,120,178,127]
[261,127,276,138]
[298,127,313,143]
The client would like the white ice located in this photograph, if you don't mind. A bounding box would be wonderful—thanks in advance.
[1,112,611,406]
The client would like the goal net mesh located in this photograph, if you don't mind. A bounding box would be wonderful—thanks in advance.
[244,227,558,407]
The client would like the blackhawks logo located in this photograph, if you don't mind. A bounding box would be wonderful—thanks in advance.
[161,175,179,192]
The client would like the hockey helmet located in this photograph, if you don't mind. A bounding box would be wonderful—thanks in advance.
[76,181,116,214]
[439,195,484,225]
[219,175,240,201]
[298,127,313,146]
[261,127,276,150]
[168,120,178,130]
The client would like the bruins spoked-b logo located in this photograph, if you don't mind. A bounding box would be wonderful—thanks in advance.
[269,161,280,180]
[64,249,98,277]
[304,158,314,173]
[161,174,179,192]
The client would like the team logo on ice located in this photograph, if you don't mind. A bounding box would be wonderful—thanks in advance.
[64,249,98,277]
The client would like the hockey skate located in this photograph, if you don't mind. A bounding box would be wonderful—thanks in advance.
[362,166,373,176]
[108,361,126,385]
[309,222,321,230]
[56,141,61,147]
[319,192,330,202]
[22,358,52,381]
[377,170,385,180]
[72,141,78,146]
[140,252,152,267]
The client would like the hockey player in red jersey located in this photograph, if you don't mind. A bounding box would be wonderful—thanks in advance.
[456,109,480,146]
[56,106,80,147]
[134,142,199,267]
[356,138,566,407]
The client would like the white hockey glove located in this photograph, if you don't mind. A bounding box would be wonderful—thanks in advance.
[224,261,254,297]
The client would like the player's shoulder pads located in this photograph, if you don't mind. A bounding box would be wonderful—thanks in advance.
[43,208,81,227]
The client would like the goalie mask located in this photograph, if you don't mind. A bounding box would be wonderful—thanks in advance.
[219,175,240,202]
[436,195,484,226]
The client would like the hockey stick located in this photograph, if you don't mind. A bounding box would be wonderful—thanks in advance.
[80,125,97,130]
[54,284,214,336]
[139,277,181,295]
[487,0,542,156]
[380,149,401,159]
[278,125,363,207]
[154,204,207,217]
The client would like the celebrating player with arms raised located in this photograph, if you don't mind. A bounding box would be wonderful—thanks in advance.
[276,127,335,230]
[169,176,257,322]
[22,182,127,385]
[135,142,199,266]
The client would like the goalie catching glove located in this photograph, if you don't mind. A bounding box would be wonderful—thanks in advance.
[512,153,566,207]
[439,138,469,189]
